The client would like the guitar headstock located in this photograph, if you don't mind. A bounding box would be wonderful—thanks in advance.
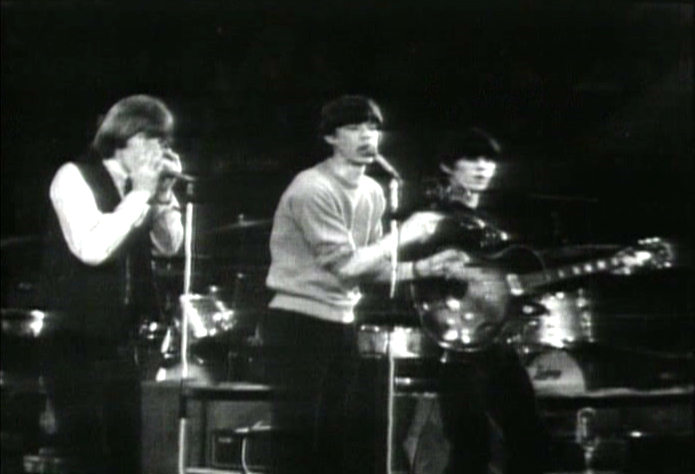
[612,237,674,275]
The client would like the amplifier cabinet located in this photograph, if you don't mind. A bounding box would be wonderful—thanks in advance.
[141,381,270,474]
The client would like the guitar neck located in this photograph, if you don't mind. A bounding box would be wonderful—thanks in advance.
[515,255,624,294]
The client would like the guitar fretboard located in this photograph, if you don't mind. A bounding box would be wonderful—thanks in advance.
[517,256,624,293]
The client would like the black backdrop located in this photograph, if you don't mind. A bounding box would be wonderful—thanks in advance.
[2,0,692,244]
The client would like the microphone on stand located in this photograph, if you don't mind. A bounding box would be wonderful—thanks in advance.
[372,153,404,298]
[162,170,197,182]
[161,148,197,182]
[374,154,403,182]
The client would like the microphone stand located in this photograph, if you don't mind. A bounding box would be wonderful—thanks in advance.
[375,155,403,474]
[178,181,196,474]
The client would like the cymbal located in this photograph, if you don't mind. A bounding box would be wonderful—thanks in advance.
[203,215,272,235]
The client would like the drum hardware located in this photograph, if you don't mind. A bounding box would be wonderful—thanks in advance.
[357,325,440,359]
[23,447,80,474]
[206,274,249,311]
[138,319,169,342]
[180,293,237,340]
[507,289,596,351]
[135,319,170,380]
[154,271,261,381]
[1,308,51,339]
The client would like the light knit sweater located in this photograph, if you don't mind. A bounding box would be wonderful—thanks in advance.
[266,160,386,323]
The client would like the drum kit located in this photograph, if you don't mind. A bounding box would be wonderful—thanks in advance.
[145,214,273,383]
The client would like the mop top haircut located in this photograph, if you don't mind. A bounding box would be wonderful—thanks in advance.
[319,95,383,136]
[439,127,502,168]
[91,94,174,159]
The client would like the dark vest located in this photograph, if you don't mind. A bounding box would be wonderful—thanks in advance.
[39,161,155,341]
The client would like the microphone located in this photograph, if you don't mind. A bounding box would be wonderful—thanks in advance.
[160,149,196,182]
[161,170,197,182]
[374,154,403,182]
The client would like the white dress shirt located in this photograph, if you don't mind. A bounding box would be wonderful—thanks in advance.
[49,160,184,266]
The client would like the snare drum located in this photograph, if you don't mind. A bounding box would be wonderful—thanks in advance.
[357,325,439,359]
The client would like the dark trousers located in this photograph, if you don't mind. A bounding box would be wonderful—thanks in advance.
[258,309,377,474]
[40,331,141,474]
[436,346,545,474]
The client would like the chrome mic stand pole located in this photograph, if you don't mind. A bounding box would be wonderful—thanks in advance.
[178,182,196,474]
[385,171,402,474]
[374,155,403,474]
[388,177,400,299]
[385,177,399,474]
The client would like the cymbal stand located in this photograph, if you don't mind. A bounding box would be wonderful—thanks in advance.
[178,182,196,474]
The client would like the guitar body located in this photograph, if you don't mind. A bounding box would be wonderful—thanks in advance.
[411,246,540,352]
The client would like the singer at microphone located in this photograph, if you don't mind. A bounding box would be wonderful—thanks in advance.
[263,94,468,474]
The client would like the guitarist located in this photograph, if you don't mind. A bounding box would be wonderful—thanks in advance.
[404,128,545,474]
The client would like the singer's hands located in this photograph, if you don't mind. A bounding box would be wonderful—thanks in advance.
[399,211,444,246]
[154,148,182,203]
[129,140,165,196]
[414,248,470,279]
[127,134,181,202]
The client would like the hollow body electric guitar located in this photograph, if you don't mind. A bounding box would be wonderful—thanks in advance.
[410,238,673,352]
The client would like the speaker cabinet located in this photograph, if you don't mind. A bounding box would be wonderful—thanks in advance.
[141,381,270,474]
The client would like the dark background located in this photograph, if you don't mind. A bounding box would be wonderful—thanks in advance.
[1,1,693,332]
[2,0,692,242]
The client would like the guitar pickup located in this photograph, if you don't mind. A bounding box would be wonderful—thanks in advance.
[506,274,524,296]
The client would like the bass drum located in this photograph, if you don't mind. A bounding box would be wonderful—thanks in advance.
[524,349,588,395]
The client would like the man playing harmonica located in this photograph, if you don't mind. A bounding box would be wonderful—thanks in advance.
[39,94,184,473]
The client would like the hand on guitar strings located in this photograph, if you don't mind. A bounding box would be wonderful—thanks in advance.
[414,248,470,280]
[399,211,445,245]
